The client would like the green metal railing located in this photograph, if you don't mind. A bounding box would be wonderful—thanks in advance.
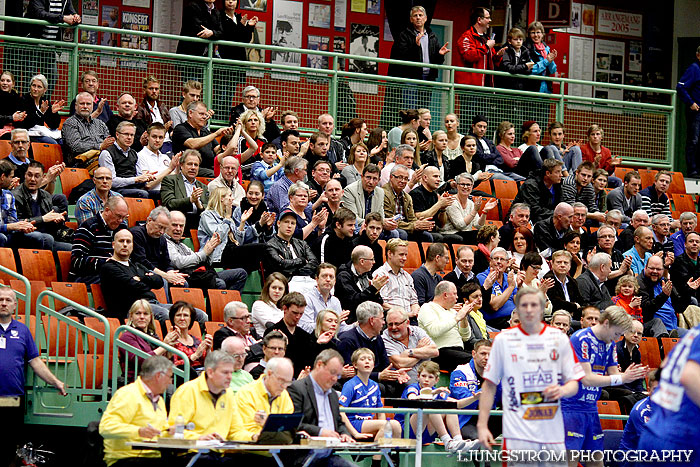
[112,325,191,394]
[0,15,676,168]
[1,264,32,320]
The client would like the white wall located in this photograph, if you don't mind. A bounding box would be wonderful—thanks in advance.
[672,0,700,84]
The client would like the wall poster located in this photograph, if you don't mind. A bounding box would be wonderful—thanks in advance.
[308,3,331,29]
[568,35,594,98]
[121,11,150,69]
[271,0,302,80]
[334,0,347,31]
[594,39,625,101]
[240,0,267,12]
[581,4,595,35]
[246,21,266,78]
[307,35,330,70]
[349,23,379,94]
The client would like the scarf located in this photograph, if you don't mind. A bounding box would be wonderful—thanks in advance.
[477,243,491,262]
[535,42,548,60]
[470,309,487,337]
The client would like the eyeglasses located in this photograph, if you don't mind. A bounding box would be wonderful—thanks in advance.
[270,372,293,387]
[230,353,246,360]
[244,94,260,100]
[360,257,375,263]
[232,314,251,320]
[457,183,473,188]
[264,345,286,352]
[392,174,409,182]
[387,319,407,328]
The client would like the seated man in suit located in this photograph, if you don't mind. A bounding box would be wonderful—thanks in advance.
[543,250,582,321]
[336,245,386,324]
[160,149,209,233]
[287,349,358,466]
[341,163,399,239]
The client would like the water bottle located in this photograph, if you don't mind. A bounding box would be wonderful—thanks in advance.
[383,419,393,441]
[174,414,185,439]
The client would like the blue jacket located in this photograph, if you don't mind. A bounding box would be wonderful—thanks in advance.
[524,40,557,94]
[677,60,700,107]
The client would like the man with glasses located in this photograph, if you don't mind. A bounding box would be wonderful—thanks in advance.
[638,255,691,338]
[207,156,245,207]
[337,245,386,322]
[287,349,358,466]
[229,85,281,143]
[6,129,65,197]
[455,7,495,87]
[221,336,254,394]
[383,163,434,242]
[70,195,128,284]
[98,121,156,199]
[382,307,438,384]
[380,144,419,191]
[107,93,149,153]
[264,292,317,377]
[338,301,408,397]
[249,331,287,380]
[265,156,309,217]
[214,301,260,352]
[75,167,122,225]
[172,101,232,177]
[593,224,632,295]
[62,91,113,168]
[99,356,172,467]
[231,357,295,443]
[130,206,196,303]
[477,247,520,329]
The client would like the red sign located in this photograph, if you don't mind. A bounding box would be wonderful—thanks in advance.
[536,0,573,28]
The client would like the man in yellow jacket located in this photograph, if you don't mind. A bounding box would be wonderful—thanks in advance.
[231,357,295,441]
[99,355,173,466]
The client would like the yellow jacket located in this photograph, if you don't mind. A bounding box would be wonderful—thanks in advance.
[169,372,237,440]
[231,376,294,441]
[99,377,169,466]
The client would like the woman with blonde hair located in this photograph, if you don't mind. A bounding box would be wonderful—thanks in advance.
[198,186,250,268]
[612,275,642,321]
[118,299,178,380]
[443,113,463,161]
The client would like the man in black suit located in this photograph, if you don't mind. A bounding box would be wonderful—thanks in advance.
[287,349,358,466]
[543,250,582,321]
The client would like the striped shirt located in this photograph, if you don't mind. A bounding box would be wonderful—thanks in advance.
[41,0,63,40]
[560,173,598,212]
[69,214,126,281]
[639,186,673,222]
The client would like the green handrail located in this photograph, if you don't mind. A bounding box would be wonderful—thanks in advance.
[112,325,191,395]
[0,265,32,320]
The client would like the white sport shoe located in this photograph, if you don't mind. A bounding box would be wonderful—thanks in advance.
[445,438,466,452]
[458,439,482,452]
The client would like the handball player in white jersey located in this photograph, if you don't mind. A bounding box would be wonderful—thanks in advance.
[477,286,584,466]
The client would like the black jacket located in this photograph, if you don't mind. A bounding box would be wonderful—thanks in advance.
[670,253,700,302]
[15,93,61,130]
[287,375,350,438]
[313,228,354,268]
[218,11,255,61]
[27,0,77,39]
[533,217,570,253]
[351,232,383,273]
[497,44,536,91]
[576,269,614,310]
[335,262,383,322]
[544,271,583,319]
[616,225,635,253]
[130,224,173,273]
[468,133,504,168]
[636,274,689,325]
[512,172,563,223]
[99,259,163,320]
[388,26,444,81]
[176,0,222,57]
[264,235,319,279]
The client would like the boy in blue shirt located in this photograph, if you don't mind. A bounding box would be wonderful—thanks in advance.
[562,307,647,465]
[339,348,402,440]
[400,361,479,452]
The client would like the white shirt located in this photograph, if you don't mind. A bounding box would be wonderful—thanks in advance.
[136,147,171,191]
[483,325,584,444]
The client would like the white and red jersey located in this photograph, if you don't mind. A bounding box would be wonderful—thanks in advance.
[483,324,584,444]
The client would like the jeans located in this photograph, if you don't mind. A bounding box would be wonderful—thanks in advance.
[115,187,149,199]
[686,108,700,174]
[216,268,247,290]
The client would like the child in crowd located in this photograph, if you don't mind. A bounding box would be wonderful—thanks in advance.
[251,142,285,191]
[399,361,478,452]
[612,275,643,321]
[498,27,535,91]
[340,348,402,442]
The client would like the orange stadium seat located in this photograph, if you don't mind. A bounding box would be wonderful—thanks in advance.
[59,168,90,197]
[208,289,242,322]
[639,337,662,369]
[0,247,18,282]
[31,142,63,167]
[51,282,90,310]
[11,279,48,317]
[671,193,695,213]
[639,169,658,188]
[56,250,72,281]
[84,316,120,355]
[660,337,679,357]
[0,140,11,158]
[90,283,107,311]
[597,401,624,430]
[668,172,686,194]
[205,321,225,336]
[18,249,57,284]
[170,287,206,312]
[123,198,155,228]
[190,230,200,251]
[493,179,518,200]
[151,288,167,303]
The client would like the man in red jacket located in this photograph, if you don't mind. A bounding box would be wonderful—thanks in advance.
[455,7,496,87]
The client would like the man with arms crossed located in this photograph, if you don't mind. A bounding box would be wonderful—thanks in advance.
[477,286,584,463]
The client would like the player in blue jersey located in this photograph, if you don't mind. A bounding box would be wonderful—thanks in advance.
[562,306,647,467]
[339,348,402,440]
[399,360,477,451]
[450,338,502,439]
[638,324,700,466]
[618,368,659,467]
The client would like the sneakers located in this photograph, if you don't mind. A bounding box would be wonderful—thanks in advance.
[458,439,482,452]
[445,438,466,452]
